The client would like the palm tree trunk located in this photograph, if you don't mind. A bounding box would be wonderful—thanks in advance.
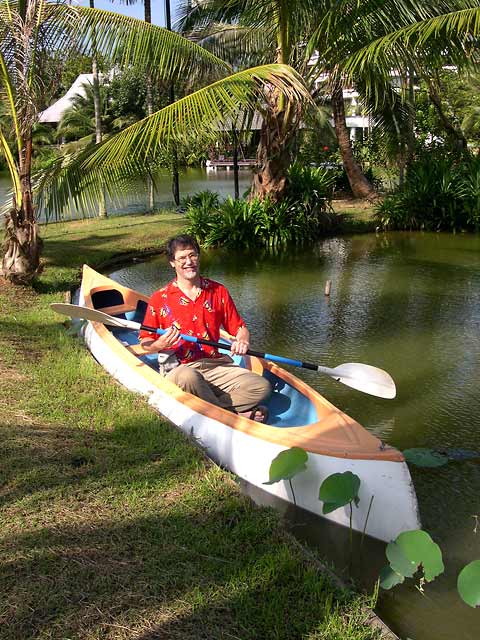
[145,0,155,212]
[251,107,293,201]
[250,4,293,202]
[165,0,180,207]
[90,0,107,218]
[331,80,376,200]
[427,75,468,153]
[232,127,239,200]
[1,139,42,284]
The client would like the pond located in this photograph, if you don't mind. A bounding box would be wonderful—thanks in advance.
[0,167,253,219]
[109,232,480,640]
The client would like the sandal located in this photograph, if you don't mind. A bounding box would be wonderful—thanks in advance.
[248,405,269,423]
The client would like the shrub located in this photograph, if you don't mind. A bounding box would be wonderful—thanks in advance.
[375,153,480,232]
[184,165,340,249]
[184,191,221,243]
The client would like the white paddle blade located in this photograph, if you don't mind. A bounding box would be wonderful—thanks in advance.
[50,303,141,330]
[318,362,397,399]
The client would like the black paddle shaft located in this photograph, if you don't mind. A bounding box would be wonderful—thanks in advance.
[140,323,319,371]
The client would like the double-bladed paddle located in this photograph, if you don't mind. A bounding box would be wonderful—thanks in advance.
[50,303,397,399]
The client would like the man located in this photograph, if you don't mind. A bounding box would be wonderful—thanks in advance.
[139,234,271,421]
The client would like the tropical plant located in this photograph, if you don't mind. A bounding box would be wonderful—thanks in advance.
[380,529,445,591]
[375,153,480,231]
[115,0,156,209]
[457,560,480,608]
[0,0,307,283]
[178,0,321,201]
[307,0,480,196]
[184,165,338,249]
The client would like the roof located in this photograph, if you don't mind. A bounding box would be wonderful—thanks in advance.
[39,74,94,123]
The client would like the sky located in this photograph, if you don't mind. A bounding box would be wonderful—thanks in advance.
[79,1,183,28]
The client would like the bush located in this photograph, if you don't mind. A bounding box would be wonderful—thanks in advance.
[184,165,340,249]
[375,153,480,231]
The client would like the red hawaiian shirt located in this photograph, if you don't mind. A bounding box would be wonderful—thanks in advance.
[138,277,246,363]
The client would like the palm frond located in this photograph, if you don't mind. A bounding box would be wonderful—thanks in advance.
[37,63,310,217]
[75,5,231,81]
[344,7,480,74]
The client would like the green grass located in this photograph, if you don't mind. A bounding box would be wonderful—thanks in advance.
[0,212,382,639]
[332,199,377,233]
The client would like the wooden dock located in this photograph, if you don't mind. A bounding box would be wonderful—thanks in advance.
[206,158,257,171]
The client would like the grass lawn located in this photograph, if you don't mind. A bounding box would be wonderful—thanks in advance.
[0,211,384,639]
[332,198,377,233]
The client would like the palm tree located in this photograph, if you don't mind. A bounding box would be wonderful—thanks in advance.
[113,0,156,210]
[89,0,108,217]
[318,0,480,170]
[0,0,308,284]
[179,0,319,202]
[181,0,480,200]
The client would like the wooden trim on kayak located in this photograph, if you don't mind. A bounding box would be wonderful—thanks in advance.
[81,264,404,462]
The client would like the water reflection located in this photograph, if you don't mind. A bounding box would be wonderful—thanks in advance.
[110,231,480,640]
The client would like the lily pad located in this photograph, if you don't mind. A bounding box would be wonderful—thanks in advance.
[379,565,405,590]
[264,447,308,485]
[403,448,448,468]
[387,530,444,582]
[318,471,360,515]
[457,560,480,608]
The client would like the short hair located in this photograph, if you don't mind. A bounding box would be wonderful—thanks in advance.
[166,234,200,261]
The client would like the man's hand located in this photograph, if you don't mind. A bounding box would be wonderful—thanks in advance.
[230,326,250,355]
[141,325,181,352]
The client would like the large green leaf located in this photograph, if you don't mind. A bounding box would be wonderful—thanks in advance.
[318,471,361,515]
[379,565,405,590]
[264,447,308,485]
[457,560,480,608]
[387,530,444,582]
[403,448,448,468]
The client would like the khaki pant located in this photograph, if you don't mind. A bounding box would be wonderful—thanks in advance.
[166,356,271,413]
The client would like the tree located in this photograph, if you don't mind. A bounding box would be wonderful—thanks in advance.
[1,0,307,284]
[331,0,480,167]
[179,0,319,202]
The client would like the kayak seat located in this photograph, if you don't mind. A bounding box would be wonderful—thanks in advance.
[132,299,148,323]
[263,369,317,428]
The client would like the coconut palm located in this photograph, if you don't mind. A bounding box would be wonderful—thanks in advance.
[316,0,480,163]
[183,1,480,201]
[178,0,323,201]
[113,0,157,209]
[0,0,308,284]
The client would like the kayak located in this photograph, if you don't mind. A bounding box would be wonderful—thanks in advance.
[79,264,420,542]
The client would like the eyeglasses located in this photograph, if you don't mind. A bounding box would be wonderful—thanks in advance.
[174,252,199,265]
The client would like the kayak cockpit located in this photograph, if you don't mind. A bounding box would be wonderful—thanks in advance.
[89,289,319,429]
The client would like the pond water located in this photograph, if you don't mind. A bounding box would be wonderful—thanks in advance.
[0,167,253,219]
[110,232,480,640]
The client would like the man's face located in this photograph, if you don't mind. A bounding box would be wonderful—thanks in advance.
[170,246,200,281]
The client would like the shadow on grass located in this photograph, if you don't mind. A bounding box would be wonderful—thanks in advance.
[42,233,131,266]
[0,415,371,640]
